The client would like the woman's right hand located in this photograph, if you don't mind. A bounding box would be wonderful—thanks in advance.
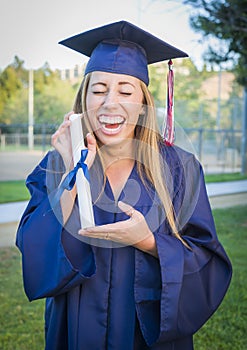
[85,132,97,169]
[52,112,97,224]
[51,112,97,172]
[51,112,74,172]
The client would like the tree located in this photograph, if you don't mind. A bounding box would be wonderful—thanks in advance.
[0,63,23,116]
[183,0,247,86]
[0,56,27,119]
[0,57,76,125]
[34,78,76,124]
[34,62,57,94]
[183,0,247,173]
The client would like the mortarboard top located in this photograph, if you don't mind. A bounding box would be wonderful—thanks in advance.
[59,20,188,85]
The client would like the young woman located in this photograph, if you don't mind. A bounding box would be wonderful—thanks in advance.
[16,21,232,350]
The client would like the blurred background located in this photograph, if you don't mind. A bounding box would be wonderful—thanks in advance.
[0,1,246,349]
[0,0,246,180]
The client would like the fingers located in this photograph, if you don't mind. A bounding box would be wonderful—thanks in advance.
[79,224,119,241]
[54,111,74,144]
[52,112,98,171]
[51,120,71,147]
[78,203,140,244]
[86,133,97,151]
[64,111,75,121]
[51,111,75,146]
[51,112,75,170]
[85,133,97,168]
[79,222,120,235]
[118,201,135,219]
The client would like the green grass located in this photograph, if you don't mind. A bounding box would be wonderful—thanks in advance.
[1,145,50,152]
[205,172,247,183]
[0,181,30,203]
[0,248,45,350]
[193,205,247,350]
[0,173,247,204]
[0,206,246,349]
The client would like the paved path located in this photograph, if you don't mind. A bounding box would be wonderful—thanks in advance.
[206,180,247,209]
[0,150,45,181]
[206,180,247,197]
[0,180,246,247]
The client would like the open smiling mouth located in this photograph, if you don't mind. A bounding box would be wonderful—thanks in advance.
[98,115,125,134]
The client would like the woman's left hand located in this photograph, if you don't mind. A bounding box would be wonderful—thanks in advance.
[79,201,158,257]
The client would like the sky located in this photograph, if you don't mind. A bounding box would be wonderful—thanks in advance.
[0,0,205,71]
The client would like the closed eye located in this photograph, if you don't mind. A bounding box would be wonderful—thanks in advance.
[120,92,132,96]
[92,91,106,94]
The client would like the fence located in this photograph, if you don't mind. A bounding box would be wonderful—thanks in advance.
[0,124,57,153]
[175,127,242,173]
[0,123,243,174]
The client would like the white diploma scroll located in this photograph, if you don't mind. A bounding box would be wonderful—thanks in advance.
[69,114,95,229]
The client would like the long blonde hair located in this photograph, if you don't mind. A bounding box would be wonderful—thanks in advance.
[73,73,185,244]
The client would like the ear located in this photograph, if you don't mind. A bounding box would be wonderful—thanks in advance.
[139,104,146,116]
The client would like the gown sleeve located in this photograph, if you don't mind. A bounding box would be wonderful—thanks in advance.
[16,151,96,301]
[134,152,232,346]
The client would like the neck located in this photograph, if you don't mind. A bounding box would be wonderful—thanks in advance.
[99,138,136,170]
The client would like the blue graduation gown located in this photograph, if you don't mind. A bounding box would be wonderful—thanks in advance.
[16,144,232,350]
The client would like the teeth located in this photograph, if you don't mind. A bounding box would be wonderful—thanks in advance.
[99,115,124,124]
[102,124,122,133]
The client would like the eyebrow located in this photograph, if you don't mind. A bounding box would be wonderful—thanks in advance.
[119,82,135,87]
[91,81,135,88]
[91,82,106,87]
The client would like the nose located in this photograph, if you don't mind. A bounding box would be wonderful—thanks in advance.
[103,90,119,109]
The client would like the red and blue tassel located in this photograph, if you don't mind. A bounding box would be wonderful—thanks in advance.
[164,59,175,146]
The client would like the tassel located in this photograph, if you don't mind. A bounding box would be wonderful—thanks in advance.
[164,59,175,146]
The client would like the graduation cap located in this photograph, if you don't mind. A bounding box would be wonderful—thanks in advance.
[59,20,189,145]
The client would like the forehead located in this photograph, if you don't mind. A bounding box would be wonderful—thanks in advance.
[89,71,142,86]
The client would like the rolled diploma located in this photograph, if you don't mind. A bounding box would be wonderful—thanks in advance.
[69,114,95,229]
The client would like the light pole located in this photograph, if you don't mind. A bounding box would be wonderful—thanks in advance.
[217,66,221,129]
[28,69,34,150]
[241,87,247,174]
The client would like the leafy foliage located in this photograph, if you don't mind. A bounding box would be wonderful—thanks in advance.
[183,0,247,86]
[149,59,219,128]
[0,54,243,129]
[0,57,24,115]
[0,57,77,125]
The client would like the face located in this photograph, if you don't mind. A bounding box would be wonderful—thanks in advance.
[85,71,144,145]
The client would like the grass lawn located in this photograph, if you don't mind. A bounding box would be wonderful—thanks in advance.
[204,172,247,183]
[0,180,30,203]
[193,205,247,349]
[0,248,45,350]
[0,205,246,349]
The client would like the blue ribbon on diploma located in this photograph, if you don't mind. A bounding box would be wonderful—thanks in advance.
[49,149,89,209]
[62,149,89,190]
